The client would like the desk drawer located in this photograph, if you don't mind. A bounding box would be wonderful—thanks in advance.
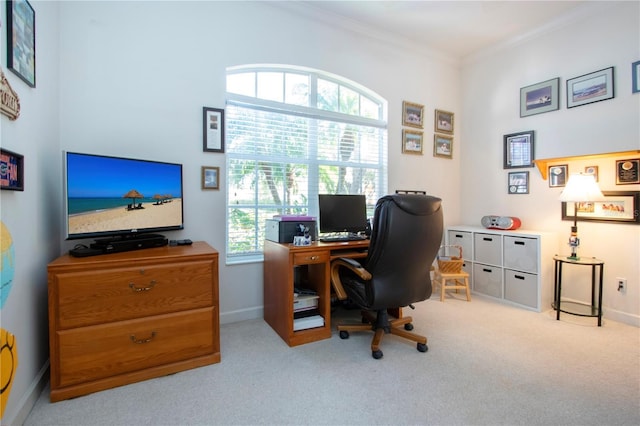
[293,251,329,265]
[54,260,214,329]
[56,307,215,388]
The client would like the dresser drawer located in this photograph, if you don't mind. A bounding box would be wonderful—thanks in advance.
[54,260,214,329]
[55,307,216,388]
[293,251,329,265]
[474,233,502,265]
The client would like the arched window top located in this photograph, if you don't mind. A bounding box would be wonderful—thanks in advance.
[226,64,387,123]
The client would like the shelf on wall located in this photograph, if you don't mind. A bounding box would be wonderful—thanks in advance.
[533,150,640,180]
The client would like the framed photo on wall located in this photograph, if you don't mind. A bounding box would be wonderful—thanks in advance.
[548,165,568,188]
[632,60,640,94]
[402,129,423,154]
[402,101,424,128]
[503,130,534,169]
[584,165,599,182]
[434,109,454,134]
[566,67,614,108]
[616,159,640,185]
[561,191,640,224]
[201,166,220,190]
[6,0,36,87]
[508,171,529,194]
[1,148,25,191]
[433,134,453,159]
[520,77,560,117]
[203,107,225,153]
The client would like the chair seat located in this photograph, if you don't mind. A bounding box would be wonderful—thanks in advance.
[434,270,471,302]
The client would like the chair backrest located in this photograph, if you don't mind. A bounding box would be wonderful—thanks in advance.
[364,194,443,310]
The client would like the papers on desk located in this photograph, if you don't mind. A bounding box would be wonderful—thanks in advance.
[293,314,324,331]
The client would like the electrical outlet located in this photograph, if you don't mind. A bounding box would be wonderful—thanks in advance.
[617,277,627,293]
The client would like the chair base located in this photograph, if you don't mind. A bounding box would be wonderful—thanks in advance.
[433,270,471,302]
[337,310,428,359]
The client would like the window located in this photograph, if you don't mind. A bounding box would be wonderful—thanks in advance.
[225,65,388,261]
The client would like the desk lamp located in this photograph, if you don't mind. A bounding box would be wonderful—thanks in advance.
[558,173,604,260]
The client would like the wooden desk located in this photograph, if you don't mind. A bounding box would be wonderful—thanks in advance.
[263,239,369,346]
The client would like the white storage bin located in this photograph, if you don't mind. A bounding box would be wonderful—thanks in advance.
[474,233,502,265]
[504,269,538,308]
[473,263,502,298]
[504,236,538,274]
[447,230,473,260]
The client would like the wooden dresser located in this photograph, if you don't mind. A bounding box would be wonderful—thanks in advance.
[47,241,219,402]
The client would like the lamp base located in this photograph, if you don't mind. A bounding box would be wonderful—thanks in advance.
[566,255,580,261]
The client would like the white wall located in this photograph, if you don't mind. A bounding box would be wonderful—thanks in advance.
[461,1,640,325]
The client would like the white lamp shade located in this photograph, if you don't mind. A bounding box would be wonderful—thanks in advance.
[559,173,604,202]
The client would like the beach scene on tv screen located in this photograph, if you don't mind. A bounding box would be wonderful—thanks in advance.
[67,154,182,236]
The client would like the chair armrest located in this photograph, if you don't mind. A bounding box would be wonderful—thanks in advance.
[330,258,372,300]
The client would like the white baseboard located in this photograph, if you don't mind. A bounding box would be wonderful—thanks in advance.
[4,360,49,426]
[220,306,263,325]
[604,307,640,327]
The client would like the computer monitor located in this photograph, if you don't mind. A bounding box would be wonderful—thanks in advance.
[318,194,367,234]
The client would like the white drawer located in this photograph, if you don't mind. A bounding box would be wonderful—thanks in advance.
[448,230,473,260]
[504,236,538,273]
[473,263,502,298]
[504,269,538,309]
[474,233,502,265]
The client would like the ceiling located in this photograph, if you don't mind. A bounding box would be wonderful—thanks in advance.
[292,1,610,60]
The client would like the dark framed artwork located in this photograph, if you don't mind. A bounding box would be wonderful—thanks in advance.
[548,165,568,188]
[1,148,24,191]
[616,159,640,185]
[503,130,534,169]
[434,109,454,134]
[203,107,225,153]
[520,77,560,117]
[402,129,423,155]
[632,61,640,94]
[566,67,614,108]
[433,134,452,159]
[201,166,220,190]
[6,0,36,88]
[402,101,424,128]
[508,171,529,194]
[562,191,640,224]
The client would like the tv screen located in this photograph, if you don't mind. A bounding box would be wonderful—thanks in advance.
[65,152,184,240]
[318,194,367,234]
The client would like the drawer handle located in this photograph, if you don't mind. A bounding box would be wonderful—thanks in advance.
[483,237,492,241]
[514,275,525,280]
[483,268,492,273]
[514,241,525,246]
[130,331,157,344]
[307,256,319,261]
[455,234,463,238]
[129,280,157,292]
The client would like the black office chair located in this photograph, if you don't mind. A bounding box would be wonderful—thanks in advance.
[331,194,443,359]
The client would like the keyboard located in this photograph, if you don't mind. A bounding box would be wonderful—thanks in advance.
[319,234,367,243]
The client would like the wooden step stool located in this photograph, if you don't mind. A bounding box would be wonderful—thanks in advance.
[434,270,471,302]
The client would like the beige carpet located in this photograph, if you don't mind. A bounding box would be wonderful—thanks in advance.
[24,293,640,425]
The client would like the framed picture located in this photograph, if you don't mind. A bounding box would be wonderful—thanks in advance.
[1,148,24,191]
[503,130,534,169]
[402,129,423,155]
[548,165,568,188]
[520,77,560,117]
[433,134,453,159]
[584,165,599,182]
[632,61,640,94]
[6,0,36,88]
[616,159,640,185]
[434,109,454,134]
[201,166,220,190]
[562,191,640,224]
[203,107,225,153]
[402,101,424,128]
[566,67,614,108]
[508,171,529,194]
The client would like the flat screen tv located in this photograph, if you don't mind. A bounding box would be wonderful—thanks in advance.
[65,152,184,240]
[318,194,367,234]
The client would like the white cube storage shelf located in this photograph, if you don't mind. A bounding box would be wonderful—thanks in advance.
[447,226,557,312]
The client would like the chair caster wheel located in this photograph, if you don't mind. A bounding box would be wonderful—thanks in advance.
[417,343,428,353]
[372,350,383,359]
[404,323,414,331]
[339,330,349,339]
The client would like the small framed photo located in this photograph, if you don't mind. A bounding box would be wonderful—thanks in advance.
[584,165,599,182]
[433,134,453,159]
[201,166,220,190]
[616,159,640,185]
[503,130,534,169]
[508,171,529,194]
[402,129,423,155]
[402,101,424,128]
[548,165,568,187]
[6,0,36,88]
[1,148,25,191]
[434,109,454,134]
[520,77,560,117]
[566,67,614,108]
[632,61,640,94]
[203,107,225,153]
